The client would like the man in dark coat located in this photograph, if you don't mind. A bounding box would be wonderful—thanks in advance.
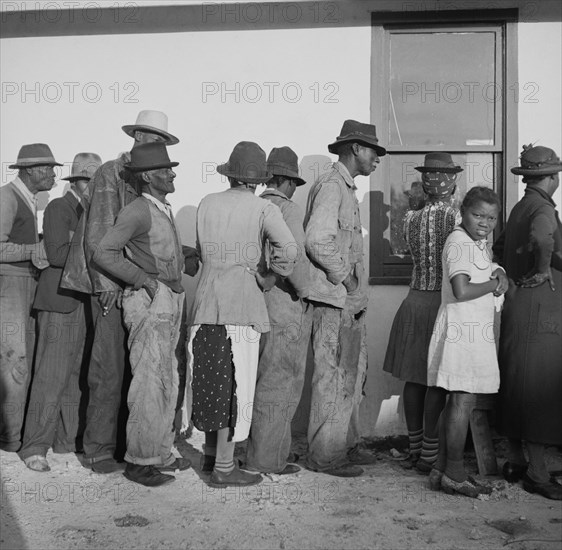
[19,153,102,471]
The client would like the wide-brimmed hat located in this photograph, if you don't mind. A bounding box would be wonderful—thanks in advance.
[415,152,463,174]
[122,110,179,145]
[511,144,562,176]
[62,152,102,181]
[328,120,387,157]
[266,147,306,186]
[9,143,63,169]
[217,141,270,184]
[125,142,179,172]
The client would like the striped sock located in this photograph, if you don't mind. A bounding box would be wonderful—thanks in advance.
[420,436,439,465]
[408,428,423,457]
[214,459,235,474]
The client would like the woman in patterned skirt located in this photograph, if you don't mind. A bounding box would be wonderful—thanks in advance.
[383,153,461,473]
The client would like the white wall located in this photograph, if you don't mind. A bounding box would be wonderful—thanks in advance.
[1,13,561,436]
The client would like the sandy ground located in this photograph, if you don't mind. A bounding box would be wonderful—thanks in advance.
[1,432,561,550]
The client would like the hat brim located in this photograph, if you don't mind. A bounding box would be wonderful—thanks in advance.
[511,165,562,176]
[267,167,307,186]
[415,166,463,174]
[125,161,179,172]
[62,176,93,181]
[217,163,271,184]
[328,138,387,157]
[122,124,179,145]
[9,161,63,169]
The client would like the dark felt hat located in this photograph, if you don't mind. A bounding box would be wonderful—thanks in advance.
[9,143,63,169]
[328,120,387,156]
[217,141,270,184]
[266,147,306,186]
[415,152,463,174]
[511,144,562,176]
[125,142,179,172]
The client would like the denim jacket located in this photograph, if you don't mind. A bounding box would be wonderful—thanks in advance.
[304,162,367,313]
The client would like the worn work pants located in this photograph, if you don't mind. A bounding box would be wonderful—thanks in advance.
[19,303,91,460]
[306,304,367,471]
[0,273,37,452]
[122,284,185,466]
[82,296,127,464]
[246,290,313,472]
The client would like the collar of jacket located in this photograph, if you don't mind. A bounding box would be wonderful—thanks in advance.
[525,185,556,207]
[261,187,290,201]
[334,161,356,190]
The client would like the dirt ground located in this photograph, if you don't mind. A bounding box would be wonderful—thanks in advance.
[1,431,561,550]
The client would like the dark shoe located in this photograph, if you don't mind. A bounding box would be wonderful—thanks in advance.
[416,458,434,475]
[522,473,562,500]
[321,464,364,478]
[502,461,528,483]
[274,464,301,475]
[428,468,443,491]
[91,458,126,474]
[398,452,420,470]
[209,466,262,488]
[158,457,191,472]
[441,474,492,498]
[23,455,50,472]
[347,447,377,465]
[123,464,175,487]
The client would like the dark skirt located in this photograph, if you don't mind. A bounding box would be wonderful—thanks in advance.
[191,325,238,433]
[383,289,441,385]
[497,277,562,445]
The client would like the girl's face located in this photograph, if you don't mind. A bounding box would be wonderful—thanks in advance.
[461,200,499,240]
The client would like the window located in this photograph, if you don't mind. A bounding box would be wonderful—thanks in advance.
[370,10,518,284]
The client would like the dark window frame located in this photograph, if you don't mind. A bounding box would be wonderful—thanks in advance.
[369,9,519,285]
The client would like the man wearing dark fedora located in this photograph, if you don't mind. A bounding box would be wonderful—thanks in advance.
[19,153,102,471]
[94,141,193,487]
[0,143,61,452]
[304,120,386,477]
[61,110,181,474]
[245,146,312,475]
[189,141,297,487]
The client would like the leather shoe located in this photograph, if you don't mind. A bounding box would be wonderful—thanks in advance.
[502,461,528,483]
[441,474,493,498]
[24,455,50,472]
[123,464,175,487]
[274,464,301,475]
[415,458,434,475]
[522,473,562,500]
[158,457,191,472]
[91,458,126,474]
[209,465,262,488]
[428,468,443,490]
[320,464,364,478]
[347,447,377,465]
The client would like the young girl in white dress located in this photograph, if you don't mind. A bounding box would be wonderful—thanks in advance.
[427,186,509,497]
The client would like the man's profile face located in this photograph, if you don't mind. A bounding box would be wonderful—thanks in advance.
[355,144,379,176]
[136,131,167,145]
[27,165,56,192]
[146,167,176,195]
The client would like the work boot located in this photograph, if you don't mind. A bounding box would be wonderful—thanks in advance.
[124,464,175,487]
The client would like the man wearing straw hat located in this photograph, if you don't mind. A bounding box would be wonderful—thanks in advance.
[19,153,102,471]
[245,146,312,475]
[63,110,180,474]
[304,120,386,477]
[0,143,61,452]
[94,141,193,487]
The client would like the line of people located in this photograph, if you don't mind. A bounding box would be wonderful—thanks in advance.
[1,112,383,488]
[384,146,562,501]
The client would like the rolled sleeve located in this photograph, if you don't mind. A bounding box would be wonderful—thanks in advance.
[262,203,297,278]
[305,181,348,285]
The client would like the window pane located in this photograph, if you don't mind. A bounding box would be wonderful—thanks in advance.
[389,32,497,148]
[387,153,495,257]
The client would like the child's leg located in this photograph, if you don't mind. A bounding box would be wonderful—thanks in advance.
[506,437,526,466]
[420,386,447,466]
[403,382,425,457]
[527,440,549,483]
[214,427,235,474]
[444,392,474,482]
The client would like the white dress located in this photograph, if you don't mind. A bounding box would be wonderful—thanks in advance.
[427,227,500,394]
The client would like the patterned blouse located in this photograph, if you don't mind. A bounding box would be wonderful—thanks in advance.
[404,202,460,291]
